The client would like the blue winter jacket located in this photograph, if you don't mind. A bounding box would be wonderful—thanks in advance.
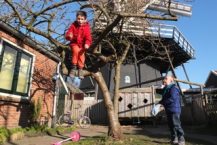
[159,84,181,114]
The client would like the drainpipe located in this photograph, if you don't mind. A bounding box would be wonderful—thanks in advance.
[51,62,69,127]
[51,62,61,127]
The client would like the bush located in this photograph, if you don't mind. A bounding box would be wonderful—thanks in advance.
[24,124,48,137]
[9,128,24,142]
[9,127,23,134]
[0,134,7,145]
[0,127,9,138]
[30,97,42,123]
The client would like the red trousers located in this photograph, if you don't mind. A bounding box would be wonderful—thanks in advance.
[71,45,85,69]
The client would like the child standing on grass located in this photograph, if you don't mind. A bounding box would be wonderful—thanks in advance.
[65,10,92,79]
[159,75,185,145]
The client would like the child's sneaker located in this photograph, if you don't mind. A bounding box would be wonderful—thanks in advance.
[178,141,185,145]
[78,69,84,79]
[170,138,178,145]
[178,137,185,145]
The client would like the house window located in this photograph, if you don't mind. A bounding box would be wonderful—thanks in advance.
[0,39,33,97]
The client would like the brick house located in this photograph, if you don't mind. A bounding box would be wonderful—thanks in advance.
[0,22,60,128]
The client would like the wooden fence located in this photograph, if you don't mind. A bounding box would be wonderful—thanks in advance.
[62,87,217,125]
[70,87,157,124]
[204,99,217,123]
[71,94,108,124]
[118,87,155,118]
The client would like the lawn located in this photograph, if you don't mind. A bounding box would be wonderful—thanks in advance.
[65,134,211,145]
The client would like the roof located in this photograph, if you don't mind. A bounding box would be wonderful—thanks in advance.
[205,70,217,88]
[0,22,60,62]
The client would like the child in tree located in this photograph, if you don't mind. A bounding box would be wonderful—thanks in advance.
[65,10,92,79]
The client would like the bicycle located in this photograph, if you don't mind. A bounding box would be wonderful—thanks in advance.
[58,110,91,129]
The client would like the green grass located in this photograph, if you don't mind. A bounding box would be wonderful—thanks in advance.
[65,134,211,145]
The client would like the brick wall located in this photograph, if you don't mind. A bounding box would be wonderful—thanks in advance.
[0,29,58,128]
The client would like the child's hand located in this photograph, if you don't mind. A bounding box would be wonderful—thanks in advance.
[66,33,73,40]
[84,44,89,49]
[68,33,73,39]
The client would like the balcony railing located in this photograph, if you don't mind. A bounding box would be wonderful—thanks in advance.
[103,0,192,16]
[148,0,192,17]
[144,24,195,58]
[94,17,195,58]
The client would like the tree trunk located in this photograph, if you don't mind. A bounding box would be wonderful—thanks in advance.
[92,72,122,140]
[113,63,121,114]
[113,43,131,114]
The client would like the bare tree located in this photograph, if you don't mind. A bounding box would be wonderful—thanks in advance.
[0,0,191,140]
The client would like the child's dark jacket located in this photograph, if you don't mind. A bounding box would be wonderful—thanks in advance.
[159,84,181,114]
[66,21,92,49]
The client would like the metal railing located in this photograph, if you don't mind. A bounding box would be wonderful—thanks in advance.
[104,0,192,16]
[145,24,195,58]
[94,14,195,58]
[148,0,192,17]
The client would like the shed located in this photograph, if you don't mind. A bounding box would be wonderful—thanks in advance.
[118,87,155,119]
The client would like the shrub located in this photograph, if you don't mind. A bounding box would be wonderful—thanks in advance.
[24,124,48,137]
[30,97,42,123]
[9,128,24,142]
[0,133,7,145]
[0,127,9,138]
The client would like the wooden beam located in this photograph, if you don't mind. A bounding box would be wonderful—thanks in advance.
[119,76,164,90]
[174,78,205,87]
[116,12,178,21]
[119,77,204,90]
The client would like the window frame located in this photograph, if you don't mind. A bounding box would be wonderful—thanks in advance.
[0,38,34,98]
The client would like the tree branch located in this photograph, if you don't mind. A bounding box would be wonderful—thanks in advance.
[87,52,116,63]
[90,15,123,52]
[5,0,27,26]
[37,0,88,16]
[102,40,117,55]
[118,42,131,64]
[81,3,112,24]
